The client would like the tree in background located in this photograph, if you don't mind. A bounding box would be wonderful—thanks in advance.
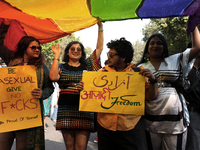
[85,46,93,57]
[132,39,145,64]
[41,39,61,68]
[142,17,191,55]
[41,33,93,68]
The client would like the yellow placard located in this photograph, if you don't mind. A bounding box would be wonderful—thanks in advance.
[80,72,145,115]
[0,65,42,133]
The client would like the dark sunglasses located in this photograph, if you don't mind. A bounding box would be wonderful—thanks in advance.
[29,46,42,51]
[107,52,119,58]
[70,47,82,52]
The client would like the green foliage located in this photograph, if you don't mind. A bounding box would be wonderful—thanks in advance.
[142,21,160,42]
[132,40,145,64]
[85,47,93,57]
[142,17,190,55]
[41,39,61,68]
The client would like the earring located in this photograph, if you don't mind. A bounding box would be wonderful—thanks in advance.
[144,52,150,62]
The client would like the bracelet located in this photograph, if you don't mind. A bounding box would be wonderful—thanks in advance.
[148,78,157,84]
[54,58,60,61]
[99,29,103,32]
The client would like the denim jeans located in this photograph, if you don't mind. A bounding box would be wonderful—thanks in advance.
[52,107,58,120]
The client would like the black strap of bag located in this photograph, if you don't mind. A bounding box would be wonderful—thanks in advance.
[179,53,200,92]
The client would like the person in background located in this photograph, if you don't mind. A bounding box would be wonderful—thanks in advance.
[137,26,200,149]
[51,82,60,123]
[0,19,54,150]
[43,82,59,131]
[95,37,158,150]
[49,20,103,150]
[43,94,53,132]
[184,40,200,150]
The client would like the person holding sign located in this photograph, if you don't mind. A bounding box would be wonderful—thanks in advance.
[49,19,103,150]
[94,37,158,150]
[0,19,54,150]
[137,25,200,149]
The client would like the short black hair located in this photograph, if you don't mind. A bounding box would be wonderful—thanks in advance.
[107,37,134,63]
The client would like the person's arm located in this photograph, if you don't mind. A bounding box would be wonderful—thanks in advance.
[49,44,61,81]
[40,64,54,100]
[31,64,54,100]
[147,78,158,100]
[139,67,158,100]
[84,20,103,71]
[77,80,84,91]
[188,27,200,62]
[95,19,103,60]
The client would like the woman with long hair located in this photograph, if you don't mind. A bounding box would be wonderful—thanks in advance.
[137,26,200,150]
[49,20,103,150]
[0,19,54,150]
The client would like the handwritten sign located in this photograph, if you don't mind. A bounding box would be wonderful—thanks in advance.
[80,72,145,115]
[0,66,42,133]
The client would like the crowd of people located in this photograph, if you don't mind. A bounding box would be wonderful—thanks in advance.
[0,17,200,150]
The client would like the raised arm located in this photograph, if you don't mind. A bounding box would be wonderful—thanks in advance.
[49,44,61,81]
[189,27,200,62]
[95,19,103,60]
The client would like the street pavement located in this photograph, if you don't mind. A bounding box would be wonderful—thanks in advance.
[11,117,98,150]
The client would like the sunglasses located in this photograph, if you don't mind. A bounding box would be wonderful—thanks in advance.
[70,47,82,52]
[107,52,119,58]
[29,46,42,51]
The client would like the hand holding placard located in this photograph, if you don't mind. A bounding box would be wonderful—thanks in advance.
[0,66,42,133]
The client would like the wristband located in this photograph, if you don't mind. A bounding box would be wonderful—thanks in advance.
[54,58,60,61]
[99,29,103,32]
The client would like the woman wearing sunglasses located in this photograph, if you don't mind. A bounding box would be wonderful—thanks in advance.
[49,19,103,150]
[0,19,54,150]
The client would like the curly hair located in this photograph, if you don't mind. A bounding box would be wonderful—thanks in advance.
[107,37,134,63]
[137,33,169,65]
[13,36,44,67]
[62,41,86,64]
